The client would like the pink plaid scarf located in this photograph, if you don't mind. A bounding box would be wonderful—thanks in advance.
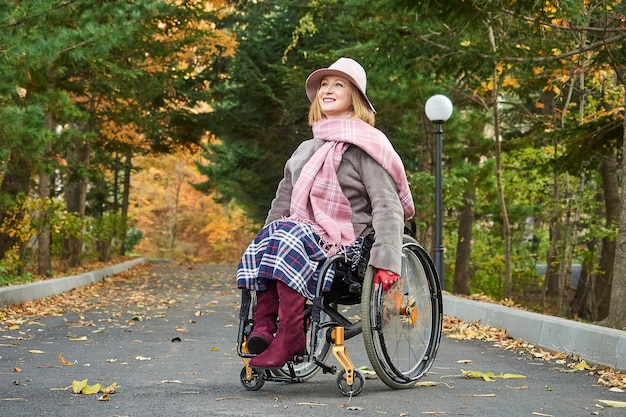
[289,118,415,254]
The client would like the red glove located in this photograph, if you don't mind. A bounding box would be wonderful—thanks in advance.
[374,269,399,292]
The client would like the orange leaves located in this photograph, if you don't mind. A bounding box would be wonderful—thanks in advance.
[59,353,75,366]
[444,316,512,343]
[129,153,254,264]
[597,367,626,389]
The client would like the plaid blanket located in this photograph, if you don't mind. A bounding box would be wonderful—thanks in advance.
[237,220,361,299]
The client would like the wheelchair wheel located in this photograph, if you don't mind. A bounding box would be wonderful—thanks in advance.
[272,302,332,381]
[337,369,364,397]
[361,235,443,389]
[240,366,265,391]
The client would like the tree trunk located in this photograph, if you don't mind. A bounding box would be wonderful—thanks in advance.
[37,172,52,275]
[606,88,626,329]
[118,151,132,256]
[453,188,474,295]
[594,155,619,321]
[61,134,90,267]
[487,23,512,298]
[37,112,55,276]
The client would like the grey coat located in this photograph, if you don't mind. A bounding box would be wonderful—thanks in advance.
[265,138,406,274]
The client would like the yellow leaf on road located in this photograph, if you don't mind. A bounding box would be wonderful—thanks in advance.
[568,360,592,372]
[597,399,626,408]
[500,373,527,379]
[462,370,496,381]
[81,383,103,395]
[71,379,113,395]
[415,381,440,387]
[461,369,526,382]
[29,350,45,354]
[72,379,88,394]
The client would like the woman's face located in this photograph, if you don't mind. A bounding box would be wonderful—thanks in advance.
[317,76,353,119]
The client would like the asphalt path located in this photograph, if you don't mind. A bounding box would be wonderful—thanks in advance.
[1,263,624,416]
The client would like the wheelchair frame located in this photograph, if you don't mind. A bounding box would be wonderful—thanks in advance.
[236,227,443,396]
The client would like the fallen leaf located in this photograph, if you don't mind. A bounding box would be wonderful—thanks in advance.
[29,350,45,354]
[500,373,527,379]
[297,401,327,407]
[135,356,151,361]
[8,324,19,330]
[81,383,103,395]
[98,394,109,401]
[102,382,117,394]
[59,353,75,366]
[358,366,376,376]
[461,369,526,381]
[68,336,88,341]
[72,379,88,394]
[596,399,626,408]
[462,370,496,381]
[567,360,592,372]
[211,346,220,351]
[415,381,440,387]
[13,367,22,373]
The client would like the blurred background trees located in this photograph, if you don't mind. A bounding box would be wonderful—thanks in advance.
[1,0,625,328]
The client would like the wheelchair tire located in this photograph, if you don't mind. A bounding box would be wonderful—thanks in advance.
[361,235,443,389]
[240,367,265,391]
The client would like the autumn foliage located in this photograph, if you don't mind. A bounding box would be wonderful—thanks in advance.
[129,151,256,264]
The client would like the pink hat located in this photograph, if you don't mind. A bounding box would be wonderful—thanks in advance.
[305,57,376,113]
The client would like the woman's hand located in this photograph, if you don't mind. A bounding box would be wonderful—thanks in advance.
[374,269,399,292]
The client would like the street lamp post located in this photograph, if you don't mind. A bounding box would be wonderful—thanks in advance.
[425,94,453,290]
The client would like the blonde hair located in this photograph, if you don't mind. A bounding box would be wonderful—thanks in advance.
[308,84,376,126]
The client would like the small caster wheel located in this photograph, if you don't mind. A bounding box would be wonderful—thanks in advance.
[240,366,265,391]
[337,369,364,396]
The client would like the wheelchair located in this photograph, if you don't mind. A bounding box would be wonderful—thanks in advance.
[236,225,443,396]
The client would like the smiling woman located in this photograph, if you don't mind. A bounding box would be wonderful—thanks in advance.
[305,57,376,126]
[317,76,353,118]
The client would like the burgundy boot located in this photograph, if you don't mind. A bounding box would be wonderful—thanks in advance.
[247,280,279,354]
[249,281,306,369]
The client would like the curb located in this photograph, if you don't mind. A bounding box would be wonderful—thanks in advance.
[0,258,148,307]
[443,293,626,372]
